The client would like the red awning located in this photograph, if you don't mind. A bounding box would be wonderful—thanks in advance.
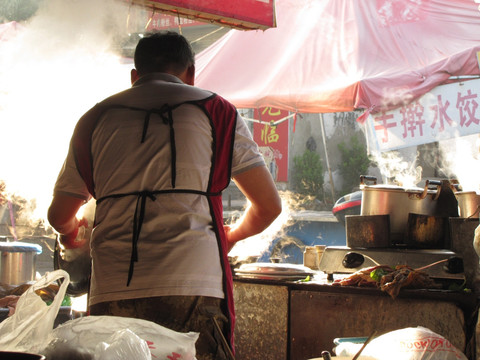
[130,0,276,30]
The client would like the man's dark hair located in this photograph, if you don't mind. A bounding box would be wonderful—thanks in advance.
[134,31,195,77]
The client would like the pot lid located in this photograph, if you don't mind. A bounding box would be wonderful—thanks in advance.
[455,190,480,195]
[235,262,314,276]
[361,184,425,192]
[0,241,42,254]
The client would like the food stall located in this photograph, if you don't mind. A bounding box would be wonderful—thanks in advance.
[192,3,480,356]
[233,275,476,360]
[231,179,480,360]
[2,0,480,359]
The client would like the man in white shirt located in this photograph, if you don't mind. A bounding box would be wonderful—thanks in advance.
[48,31,281,359]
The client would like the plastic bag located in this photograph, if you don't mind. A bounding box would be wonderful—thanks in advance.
[46,315,199,360]
[95,329,151,360]
[42,329,151,360]
[42,338,93,360]
[0,269,70,353]
[473,224,480,258]
[360,327,467,360]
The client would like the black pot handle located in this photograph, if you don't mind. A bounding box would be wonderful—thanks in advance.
[360,175,377,186]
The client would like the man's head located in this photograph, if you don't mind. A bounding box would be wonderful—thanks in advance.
[132,31,195,85]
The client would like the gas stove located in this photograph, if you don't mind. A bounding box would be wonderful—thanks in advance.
[318,246,465,281]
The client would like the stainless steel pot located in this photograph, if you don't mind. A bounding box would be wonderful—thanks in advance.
[455,191,480,218]
[359,176,444,245]
[0,241,42,285]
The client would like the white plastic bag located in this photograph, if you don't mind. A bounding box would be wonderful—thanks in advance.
[0,269,70,353]
[94,329,151,360]
[361,327,467,360]
[473,224,480,258]
[47,315,199,360]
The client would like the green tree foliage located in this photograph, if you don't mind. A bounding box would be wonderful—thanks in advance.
[0,0,43,22]
[337,135,372,195]
[292,150,324,198]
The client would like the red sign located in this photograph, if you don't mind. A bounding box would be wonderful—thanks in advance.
[145,13,206,30]
[253,107,289,182]
[131,0,276,30]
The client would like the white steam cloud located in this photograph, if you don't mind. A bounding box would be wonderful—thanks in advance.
[440,134,480,193]
[0,0,135,224]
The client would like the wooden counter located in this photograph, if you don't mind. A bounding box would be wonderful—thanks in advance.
[233,276,478,360]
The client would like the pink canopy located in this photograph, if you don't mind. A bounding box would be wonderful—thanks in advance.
[195,0,480,116]
[0,21,23,42]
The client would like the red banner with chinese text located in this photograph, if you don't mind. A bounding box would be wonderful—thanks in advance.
[131,0,276,30]
[253,107,289,182]
[146,13,207,30]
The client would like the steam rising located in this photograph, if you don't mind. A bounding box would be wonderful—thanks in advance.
[370,151,422,188]
[367,133,480,192]
[441,135,480,193]
[0,0,133,224]
[228,191,301,260]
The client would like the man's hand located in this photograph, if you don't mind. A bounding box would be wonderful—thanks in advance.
[48,194,88,248]
[59,217,89,249]
[223,224,236,253]
[227,165,282,251]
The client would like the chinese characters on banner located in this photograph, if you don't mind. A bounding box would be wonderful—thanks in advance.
[132,0,276,30]
[253,107,289,182]
[366,78,480,152]
[146,13,206,30]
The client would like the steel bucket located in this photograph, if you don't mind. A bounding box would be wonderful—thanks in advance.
[0,240,42,285]
[455,191,480,218]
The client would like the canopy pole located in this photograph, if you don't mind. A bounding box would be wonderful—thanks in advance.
[319,113,336,203]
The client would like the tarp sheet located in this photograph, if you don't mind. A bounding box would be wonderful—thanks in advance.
[0,21,23,42]
[195,0,480,115]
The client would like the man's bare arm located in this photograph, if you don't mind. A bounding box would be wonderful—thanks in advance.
[48,194,87,247]
[225,165,282,252]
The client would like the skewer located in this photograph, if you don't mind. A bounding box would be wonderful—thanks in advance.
[212,317,235,360]
[352,330,377,360]
[415,258,448,272]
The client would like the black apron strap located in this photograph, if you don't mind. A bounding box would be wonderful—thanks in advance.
[127,191,157,286]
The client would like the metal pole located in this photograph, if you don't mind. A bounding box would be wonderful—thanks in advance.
[319,113,336,202]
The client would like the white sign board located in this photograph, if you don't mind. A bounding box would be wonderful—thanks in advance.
[365,78,480,152]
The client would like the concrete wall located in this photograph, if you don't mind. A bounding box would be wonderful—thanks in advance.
[288,111,373,203]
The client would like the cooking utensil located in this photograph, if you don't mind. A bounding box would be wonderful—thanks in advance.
[234,262,314,280]
[53,238,90,296]
[0,241,42,285]
[405,213,447,249]
[212,317,235,360]
[345,214,389,248]
[352,330,376,360]
[455,191,480,218]
[321,350,331,360]
[53,200,95,296]
[359,176,457,246]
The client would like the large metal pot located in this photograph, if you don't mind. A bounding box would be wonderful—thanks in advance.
[359,176,456,245]
[455,191,480,218]
[0,240,42,285]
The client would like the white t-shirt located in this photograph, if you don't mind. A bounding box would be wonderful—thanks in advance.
[53,73,265,306]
